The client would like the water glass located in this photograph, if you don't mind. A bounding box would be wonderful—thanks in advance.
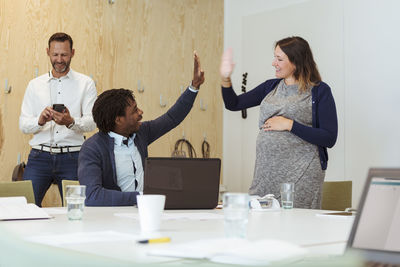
[65,185,86,220]
[280,183,295,209]
[223,193,249,239]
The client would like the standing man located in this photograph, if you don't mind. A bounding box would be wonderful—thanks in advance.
[78,52,204,206]
[19,32,97,206]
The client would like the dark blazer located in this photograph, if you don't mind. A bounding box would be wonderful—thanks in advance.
[222,78,338,170]
[78,88,197,206]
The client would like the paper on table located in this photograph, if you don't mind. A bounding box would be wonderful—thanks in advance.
[42,207,68,215]
[163,213,223,220]
[147,238,307,266]
[26,231,139,246]
[0,196,27,204]
[316,212,356,219]
[0,203,51,221]
[114,212,223,220]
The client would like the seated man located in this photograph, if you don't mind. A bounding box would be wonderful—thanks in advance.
[78,52,204,206]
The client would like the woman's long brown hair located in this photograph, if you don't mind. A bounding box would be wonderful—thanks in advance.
[276,36,321,92]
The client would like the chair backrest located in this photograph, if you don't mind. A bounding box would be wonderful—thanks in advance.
[12,162,26,181]
[62,180,80,207]
[322,180,352,211]
[0,180,35,204]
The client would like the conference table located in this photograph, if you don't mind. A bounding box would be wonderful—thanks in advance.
[0,206,361,266]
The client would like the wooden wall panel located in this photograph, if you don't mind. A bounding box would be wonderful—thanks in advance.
[0,0,223,207]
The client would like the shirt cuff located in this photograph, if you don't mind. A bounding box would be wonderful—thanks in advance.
[188,82,199,93]
[188,87,198,93]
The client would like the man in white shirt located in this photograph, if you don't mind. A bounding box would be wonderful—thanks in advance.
[19,32,97,206]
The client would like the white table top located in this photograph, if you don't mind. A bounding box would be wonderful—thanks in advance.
[0,207,356,265]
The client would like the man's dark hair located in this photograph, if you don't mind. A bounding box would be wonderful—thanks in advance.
[92,89,135,133]
[48,32,73,50]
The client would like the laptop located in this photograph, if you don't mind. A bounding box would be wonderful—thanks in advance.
[143,157,221,209]
[346,168,400,265]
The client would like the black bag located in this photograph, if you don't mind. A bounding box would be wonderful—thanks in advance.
[12,162,25,181]
[171,139,197,158]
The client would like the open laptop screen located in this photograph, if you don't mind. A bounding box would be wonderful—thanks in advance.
[348,168,400,263]
[143,157,221,209]
[352,177,400,251]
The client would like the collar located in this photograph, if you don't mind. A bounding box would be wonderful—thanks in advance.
[47,69,73,82]
[108,131,136,147]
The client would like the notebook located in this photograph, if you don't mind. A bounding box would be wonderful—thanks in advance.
[346,168,400,265]
[0,197,51,221]
[143,157,221,209]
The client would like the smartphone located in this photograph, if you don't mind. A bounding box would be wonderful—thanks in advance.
[53,104,66,112]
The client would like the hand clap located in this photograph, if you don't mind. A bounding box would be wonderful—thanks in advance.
[220,48,235,79]
[192,51,205,89]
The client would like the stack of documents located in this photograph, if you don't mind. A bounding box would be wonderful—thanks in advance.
[148,238,307,266]
[0,197,51,221]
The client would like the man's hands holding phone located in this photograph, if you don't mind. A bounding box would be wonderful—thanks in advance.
[52,104,74,126]
[38,104,74,127]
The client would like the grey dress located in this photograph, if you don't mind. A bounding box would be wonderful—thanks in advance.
[249,80,325,209]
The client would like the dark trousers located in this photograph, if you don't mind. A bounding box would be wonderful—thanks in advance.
[23,149,79,206]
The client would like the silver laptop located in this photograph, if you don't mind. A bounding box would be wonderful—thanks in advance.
[143,157,221,209]
[347,168,400,264]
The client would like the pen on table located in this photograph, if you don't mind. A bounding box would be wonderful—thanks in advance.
[137,237,171,244]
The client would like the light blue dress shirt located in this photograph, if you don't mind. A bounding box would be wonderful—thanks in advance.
[108,131,144,192]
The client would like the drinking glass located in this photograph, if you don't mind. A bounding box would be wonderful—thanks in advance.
[223,193,249,238]
[65,185,86,220]
[280,183,295,209]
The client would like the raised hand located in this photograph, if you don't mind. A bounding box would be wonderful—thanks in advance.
[192,51,205,89]
[220,48,235,79]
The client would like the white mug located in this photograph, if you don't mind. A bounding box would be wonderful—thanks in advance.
[137,194,166,232]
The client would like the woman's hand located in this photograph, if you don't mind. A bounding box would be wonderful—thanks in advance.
[192,51,205,89]
[220,48,235,87]
[263,116,293,131]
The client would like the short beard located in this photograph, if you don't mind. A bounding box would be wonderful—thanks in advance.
[52,61,70,74]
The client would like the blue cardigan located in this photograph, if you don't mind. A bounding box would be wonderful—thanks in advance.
[222,78,338,170]
[78,88,197,206]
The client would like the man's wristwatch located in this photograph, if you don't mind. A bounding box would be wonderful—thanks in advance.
[67,120,75,129]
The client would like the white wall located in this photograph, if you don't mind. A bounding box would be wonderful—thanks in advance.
[343,0,400,205]
[223,0,400,207]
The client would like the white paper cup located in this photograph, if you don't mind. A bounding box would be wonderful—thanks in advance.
[137,194,166,232]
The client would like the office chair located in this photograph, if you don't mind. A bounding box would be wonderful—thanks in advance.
[321,181,352,211]
[0,180,35,203]
[61,180,80,207]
